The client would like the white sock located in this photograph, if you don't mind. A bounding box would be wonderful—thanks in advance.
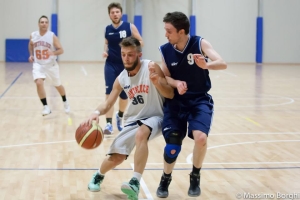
[98,169,105,176]
[133,172,142,182]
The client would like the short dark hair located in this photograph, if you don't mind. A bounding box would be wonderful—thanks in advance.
[119,36,142,52]
[108,2,123,14]
[163,11,190,35]
[39,15,48,23]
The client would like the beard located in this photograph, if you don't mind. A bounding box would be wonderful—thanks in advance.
[125,57,139,72]
[112,18,121,25]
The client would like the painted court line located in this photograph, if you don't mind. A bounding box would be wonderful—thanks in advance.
[0,72,23,99]
[0,166,299,171]
[81,66,88,76]
[146,161,300,165]
[130,163,153,200]
[219,71,237,77]
[186,140,300,164]
[210,132,300,136]
[1,132,300,149]
[244,117,263,127]
[216,95,294,107]
[0,140,75,148]
[1,96,105,99]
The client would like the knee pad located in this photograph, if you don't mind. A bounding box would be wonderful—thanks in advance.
[164,132,182,164]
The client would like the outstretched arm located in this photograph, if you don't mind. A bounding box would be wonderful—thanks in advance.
[149,61,174,99]
[95,78,123,115]
[82,78,123,125]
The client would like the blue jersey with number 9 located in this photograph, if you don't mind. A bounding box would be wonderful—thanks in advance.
[159,36,211,99]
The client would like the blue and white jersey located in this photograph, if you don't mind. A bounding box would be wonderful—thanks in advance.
[159,35,211,99]
[105,21,132,64]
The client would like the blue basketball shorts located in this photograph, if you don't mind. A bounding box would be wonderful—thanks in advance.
[162,94,214,140]
[104,61,127,99]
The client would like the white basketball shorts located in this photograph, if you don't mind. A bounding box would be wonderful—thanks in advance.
[32,61,61,86]
[107,116,163,156]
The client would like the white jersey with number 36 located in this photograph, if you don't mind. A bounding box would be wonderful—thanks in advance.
[118,59,164,125]
[31,31,57,65]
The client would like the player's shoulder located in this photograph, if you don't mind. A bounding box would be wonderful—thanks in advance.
[141,59,152,67]
[105,24,112,28]
[31,31,39,36]
[105,24,113,30]
[45,31,55,37]
[123,21,131,26]
[191,35,202,41]
[119,68,128,78]
[159,42,172,51]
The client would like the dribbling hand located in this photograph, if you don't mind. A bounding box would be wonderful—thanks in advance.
[193,54,208,69]
[176,81,187,95]
[81,113,99,126]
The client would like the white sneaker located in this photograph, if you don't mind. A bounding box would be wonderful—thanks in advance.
[42,105,51,116]
[63,101,70,113]
[103,123,113,135]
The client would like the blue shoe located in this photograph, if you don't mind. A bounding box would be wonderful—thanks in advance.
[116,112,123,131]
[104,122,113,135]
[88,172,104,192]
[121,177,140,200]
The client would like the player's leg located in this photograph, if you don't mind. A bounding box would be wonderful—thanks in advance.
[116,92,128,131]
[104,62,117,134]
[121,125,150,200]
[121,116,162,200]
[88,125,137,192]
[157,110,186,198]
[35,78,46,101]
[88,153,126,192]
[187,95,214,197]
[115,65,128,131]
[49,62,70,113]
[32,63,50,115]
[104,95,114,134]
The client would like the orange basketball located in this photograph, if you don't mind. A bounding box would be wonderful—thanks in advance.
[75,121,104,149]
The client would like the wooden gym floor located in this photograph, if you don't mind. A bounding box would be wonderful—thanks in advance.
[0,61,300,200]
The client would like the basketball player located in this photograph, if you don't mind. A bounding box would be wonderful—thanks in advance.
[103,2,143,135]
[156,12,227,198]
[28,15,70,116]
[81,36,173,200]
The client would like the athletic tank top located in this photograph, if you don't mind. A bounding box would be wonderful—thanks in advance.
[118,59,164,125]
[105,21,132,64]
[159,35,211,99]
[31,31,57,65]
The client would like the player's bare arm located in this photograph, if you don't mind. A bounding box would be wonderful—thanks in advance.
[149,61,174,99]
[161,58,188,95]
[195,39,227,70]
[83,78,123,126]
[28,35,34,62]
[49,35,64,56]
[131,24,144,47]
[103,38,108,58]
